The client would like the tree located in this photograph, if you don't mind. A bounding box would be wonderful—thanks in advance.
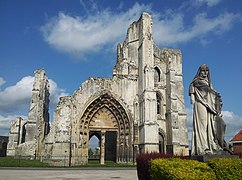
[88,148,94,158]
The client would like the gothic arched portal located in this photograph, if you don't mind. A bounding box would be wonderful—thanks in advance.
[79,92,132,164]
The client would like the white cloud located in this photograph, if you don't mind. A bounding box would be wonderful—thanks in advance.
[195,0,221,7]
[153,12,241,46]
[0,76,34,112]
[0,75,68,135]
[0,77,6,86]
[49,79,69,106]
[0,114,28,136]
[222,110,242,142]
[180,0,221,10]
[0,76,68,114]
[186,108,242,147]
[41,3,241,57]
[40,3,151,58]
[0,76,68,135]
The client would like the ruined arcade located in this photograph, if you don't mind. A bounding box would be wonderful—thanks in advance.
[7,13,189,166]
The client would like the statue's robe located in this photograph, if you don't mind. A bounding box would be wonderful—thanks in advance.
[190,77,222,155]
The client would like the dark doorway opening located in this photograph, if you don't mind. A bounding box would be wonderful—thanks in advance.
[105,131,117,162]
[159,133,164,153]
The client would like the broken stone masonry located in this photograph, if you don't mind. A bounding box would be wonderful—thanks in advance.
[7,69,50,158]
[7,13,189,166]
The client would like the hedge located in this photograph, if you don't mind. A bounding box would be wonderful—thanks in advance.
[150,158,216,180]
[208,158,242,180]
[136,153,189,180]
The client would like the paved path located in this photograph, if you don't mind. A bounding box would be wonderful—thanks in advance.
[0,167,138,180]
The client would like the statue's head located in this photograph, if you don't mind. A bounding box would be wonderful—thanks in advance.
[199,64,209,78]
[192,64,212,84]
[200,64,209,71]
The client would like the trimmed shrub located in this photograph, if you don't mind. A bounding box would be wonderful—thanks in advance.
[150,158,216,180]
[136,153,189,180]
[208,158,242,180]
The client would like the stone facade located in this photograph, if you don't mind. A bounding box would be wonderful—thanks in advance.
[7,13,189,165]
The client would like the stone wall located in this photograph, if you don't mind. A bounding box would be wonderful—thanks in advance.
[7,117,26,156]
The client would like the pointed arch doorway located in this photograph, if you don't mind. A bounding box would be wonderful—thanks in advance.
[79,92,132,164]
[88,132,100,161]
[88,130,118,163]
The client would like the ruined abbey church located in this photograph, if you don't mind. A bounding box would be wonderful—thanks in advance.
[7,13,189,166]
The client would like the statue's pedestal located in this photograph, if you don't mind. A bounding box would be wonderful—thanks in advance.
[191,152,239,162]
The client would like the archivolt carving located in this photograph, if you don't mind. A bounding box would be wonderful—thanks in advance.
[79,92,132,162]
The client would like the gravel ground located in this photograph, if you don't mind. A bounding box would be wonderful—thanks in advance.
[0,167,138,180]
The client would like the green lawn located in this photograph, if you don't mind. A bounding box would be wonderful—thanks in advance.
[0,157,135,167]
[0,156,49,167]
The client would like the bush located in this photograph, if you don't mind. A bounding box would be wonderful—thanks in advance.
[150,158,216,180]
[208,158,242,180]
[136,153,189,180]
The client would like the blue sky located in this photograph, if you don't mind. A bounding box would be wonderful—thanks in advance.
[0,0,242,145]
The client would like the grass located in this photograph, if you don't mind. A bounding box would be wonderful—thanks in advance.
[0,157,135,168]
[0,156,49,167]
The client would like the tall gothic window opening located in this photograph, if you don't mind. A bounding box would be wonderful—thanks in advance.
[159,133,165,153]
[157,93,161,115]
[154,67,161,83]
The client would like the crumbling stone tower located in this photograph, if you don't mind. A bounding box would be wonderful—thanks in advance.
[7,69,50,157]
[113,13,188,154]
[28,69,50,157]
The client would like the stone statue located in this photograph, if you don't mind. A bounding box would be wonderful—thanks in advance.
[189,64,226,155]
